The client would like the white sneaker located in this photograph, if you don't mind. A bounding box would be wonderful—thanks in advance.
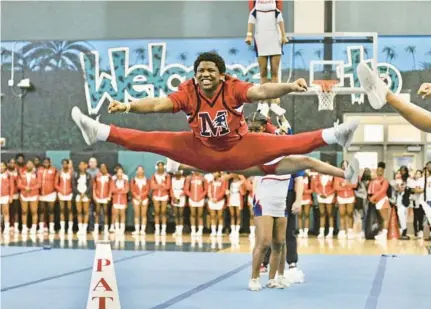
[248,278,262,291]
[270,103,286,116]
[132,230,139,235]
[286,267,305,284]
[417,231,424,239]
[334,119,360,148]
[357,62,388,110]
[277,275,291,288]
[374,232,387,241]
[337,230,346,240]
[210,231,216,237]
[326,232,333,239]
[257,102,270,118]
[344,157,360,184]
[166,158,180,173]
[347,229,355,240]
[317,232,324,239]
[266,279,284,289]
[71,106,101,146]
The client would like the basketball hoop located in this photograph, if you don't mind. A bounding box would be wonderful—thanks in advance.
[312,80,339,111]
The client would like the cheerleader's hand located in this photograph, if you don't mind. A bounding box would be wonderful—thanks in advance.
[292,200,302,214]
[291,78,308,92]
[418,83,431,99]
[281,37,289,45]
[245,35,253,45]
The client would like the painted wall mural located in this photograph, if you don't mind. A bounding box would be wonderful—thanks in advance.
[1,35,430,150]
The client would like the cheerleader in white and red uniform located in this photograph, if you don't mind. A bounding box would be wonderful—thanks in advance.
[334,161,358,240]
[110,167,129,234]
[37,158,57,234]
[73,161,92,235]
[207,172,227,237]
[184,172,207,236]
[55,159,74,234]
[313,169,336,239]
[17,160,40,235]
[1,162,14,234]
[130,166,149,235]
[93,163,112,234]
[227,174,246,237]
[170,170,186,236]
[298,170,313,238]
[243,176,256,238]
[6,159,20,233]
[151,161,171,235]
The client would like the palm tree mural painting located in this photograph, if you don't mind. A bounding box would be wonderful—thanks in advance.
[177,52,188,65]
[134,47,146,65]
[404,45,417,70]
[228,48,239,56]
[294,49,306,70]
[382,46,397,64]
[313,48,323,60]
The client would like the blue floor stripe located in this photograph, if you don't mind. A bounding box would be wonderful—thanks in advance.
[364,255,389,309]
[1,248,44,258]
[150,260,252,309]
[1,251,154,292]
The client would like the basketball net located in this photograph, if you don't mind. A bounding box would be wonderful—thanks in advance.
[312,80,339,111]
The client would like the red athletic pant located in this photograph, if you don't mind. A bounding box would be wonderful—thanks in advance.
[107,125,327,172]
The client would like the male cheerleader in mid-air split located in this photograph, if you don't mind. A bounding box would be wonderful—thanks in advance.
[357,62,431,132]
[72,52,359,175]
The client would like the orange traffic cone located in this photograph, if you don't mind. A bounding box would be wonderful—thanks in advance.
[387,207,400,240]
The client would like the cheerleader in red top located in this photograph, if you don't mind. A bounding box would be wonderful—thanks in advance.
[93,163,112,234]
[243,176,256,239]
[55,159,74,234]
[334,161,358,240]
[15,153,26,176]
[151,161,171,235]
[38,158,57,234]
[73,161,92,235]
[17,160,40,235]
[1,162,14,234]
[226,173,246,238]
[110,167,129,234]
[170,170,186,236]
[130,166,150,235]
[298,170,313,238]
[314,167,336,239]
[184,172,207,236]
[207,172,227,237]
[6,159,20,233]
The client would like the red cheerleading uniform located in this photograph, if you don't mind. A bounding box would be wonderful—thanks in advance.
[106,75,327,173]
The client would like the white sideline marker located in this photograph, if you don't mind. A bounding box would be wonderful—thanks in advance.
[87,240,121,309]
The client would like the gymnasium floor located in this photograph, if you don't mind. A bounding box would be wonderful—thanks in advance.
[1,234,430,309]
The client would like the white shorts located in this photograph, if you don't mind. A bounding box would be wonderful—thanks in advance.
[13,194,19,200]
[94,197,110,204]
[228,193,241,207]
[153,195,169,202]
[76,195,90,203]
[337,196,355,204]
[317,194,335,204]
[208,200,225,211]
[58,193,73,201]
[20,195,38,202]
[302,199,312,205]
[113,203,127,210]
[171,196,186,207]
[253,198,286,218]
[376,197,389,210]
[247,196,253,206]
[189,199,205,207]
[0,196,10,205]
[39,192,57,202]
[133,198,149,206]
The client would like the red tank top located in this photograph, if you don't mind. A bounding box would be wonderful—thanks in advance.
[168,75,253,151]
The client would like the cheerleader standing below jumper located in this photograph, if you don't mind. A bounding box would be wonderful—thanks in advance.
[314,172,335,239]
[38,158,57,234]
[207,172,227,237]
[227,174,246,238]
[73,161,92,235]
[93,164,112,234]
[184,172,207,236]
[0,162,14,234]
[130,166,150,235]
[55,159,74,234]
[110,167,129,234]
[151,161,171,236]
[171,170,186,236]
